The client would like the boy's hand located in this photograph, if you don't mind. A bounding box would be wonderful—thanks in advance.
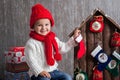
[73,28,81,39]
[39,71,51,78]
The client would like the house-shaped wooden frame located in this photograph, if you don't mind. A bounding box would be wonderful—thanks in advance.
[70,9,120,80]
[70,8,120,36]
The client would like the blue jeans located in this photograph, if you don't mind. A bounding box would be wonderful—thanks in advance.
[31,70,72,80]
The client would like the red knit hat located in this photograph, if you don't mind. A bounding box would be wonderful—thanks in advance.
[30,3,54,28]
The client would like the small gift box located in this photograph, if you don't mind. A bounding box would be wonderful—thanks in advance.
[5,47,26,64]
[4,47,29,73]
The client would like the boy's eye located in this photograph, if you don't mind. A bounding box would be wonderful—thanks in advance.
[39,24,42,26]
[45,24,49,26]
[37,24,42,26]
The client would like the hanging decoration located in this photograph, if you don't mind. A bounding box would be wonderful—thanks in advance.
[106,51,120,77]
[74,68,88,80]
[75,34,86,59]
[111,31,120,47]
[89,15,104,33]
[93,66,103,80]
[91,45,111,71]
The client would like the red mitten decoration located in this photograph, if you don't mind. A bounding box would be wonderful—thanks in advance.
[90,15,104,33]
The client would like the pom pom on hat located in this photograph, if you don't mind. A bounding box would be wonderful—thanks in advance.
[30,3,54,28]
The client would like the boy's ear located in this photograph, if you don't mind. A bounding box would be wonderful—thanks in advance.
[31,25,35,29]
[30,28,34,31]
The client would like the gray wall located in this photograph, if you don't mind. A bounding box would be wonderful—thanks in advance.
[0,0,120,79]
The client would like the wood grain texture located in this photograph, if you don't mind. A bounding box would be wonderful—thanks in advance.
[0,0,120,79]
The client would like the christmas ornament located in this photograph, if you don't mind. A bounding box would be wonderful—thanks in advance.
[112,51,120,64]
[93,66,103,80]
[90,15,104,33]
[75,34,86,59]
[74,68,88,80]
[106,51,120,77]
[111,31,120,47]
[91,45,111,71]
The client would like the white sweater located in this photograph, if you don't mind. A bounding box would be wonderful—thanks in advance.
[24,37,76,77]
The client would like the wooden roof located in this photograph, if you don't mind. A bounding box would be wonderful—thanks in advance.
[69,8,120,37]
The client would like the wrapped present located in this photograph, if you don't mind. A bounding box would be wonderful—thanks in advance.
[5,47,26,64]
[4,70,30,80]
[5,47,29,73]
[4,51,14,63]
[6,62,29,73]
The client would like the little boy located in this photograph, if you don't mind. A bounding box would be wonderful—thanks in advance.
[25,3,80,80]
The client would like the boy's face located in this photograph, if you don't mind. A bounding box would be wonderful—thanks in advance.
[33,19,51,36]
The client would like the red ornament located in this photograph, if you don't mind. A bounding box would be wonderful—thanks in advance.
[111,32,120,47]
[93,66,103,80]
[90,15,104,32]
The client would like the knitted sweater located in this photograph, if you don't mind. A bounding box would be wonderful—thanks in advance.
[24,37,76,77]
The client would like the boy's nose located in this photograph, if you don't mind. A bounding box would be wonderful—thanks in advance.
[42,25,45,29]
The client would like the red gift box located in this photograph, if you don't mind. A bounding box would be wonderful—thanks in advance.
[5,47,26,64]
[4,47,29,73]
